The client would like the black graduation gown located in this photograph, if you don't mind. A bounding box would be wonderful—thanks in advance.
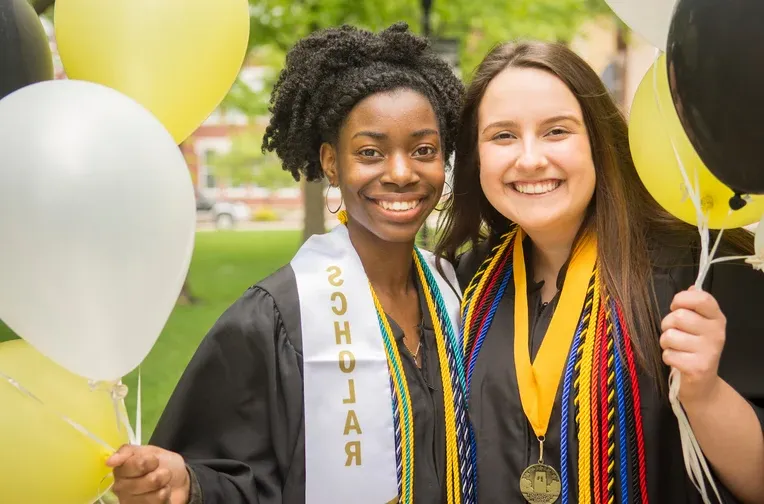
[457,237,764,504]
[149,265,448,504]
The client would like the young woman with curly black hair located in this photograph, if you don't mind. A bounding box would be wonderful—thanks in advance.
[106,23,475,504]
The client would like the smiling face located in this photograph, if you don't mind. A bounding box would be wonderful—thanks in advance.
[321,88,445,243]
[477,66,596,239]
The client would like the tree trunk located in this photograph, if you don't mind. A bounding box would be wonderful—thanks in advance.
[177,277,198,305]
[302,179,326,243]
[615,24,629,109]
[177,139,199,306]
[300,10,324,245]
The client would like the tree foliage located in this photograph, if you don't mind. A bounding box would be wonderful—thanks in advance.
[207,132,297,190]
[243,0,609,81]
[224,0,612,135]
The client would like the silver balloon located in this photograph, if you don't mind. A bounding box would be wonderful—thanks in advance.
[0,80,196,381]
[605,0,678,50]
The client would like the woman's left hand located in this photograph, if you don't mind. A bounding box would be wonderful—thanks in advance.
[660,287,726,405]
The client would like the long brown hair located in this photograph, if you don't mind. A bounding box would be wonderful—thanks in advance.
[436,41,753,386]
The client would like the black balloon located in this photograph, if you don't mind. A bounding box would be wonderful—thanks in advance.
[666,0,764,195]
[0,0,54,101]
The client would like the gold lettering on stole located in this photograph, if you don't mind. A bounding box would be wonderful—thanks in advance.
[334,321,351,345]
[345,441,362,466]
[343,379,356,404]
[331,292,347,315]
[328,265,363,466]
[327,266,343,286]
[338,350,356,373]
[344,410,362,435]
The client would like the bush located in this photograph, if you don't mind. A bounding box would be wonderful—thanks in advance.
[252,206,280,222]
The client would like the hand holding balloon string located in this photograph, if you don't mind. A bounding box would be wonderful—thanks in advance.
[661,287,726,406]
[107,444,192,504]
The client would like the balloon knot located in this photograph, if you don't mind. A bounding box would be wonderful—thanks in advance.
[729,193,747,211]
[110,383,129,400]
[87,379,128,400]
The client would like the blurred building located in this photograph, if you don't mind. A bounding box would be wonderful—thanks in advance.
[570,15,659,114]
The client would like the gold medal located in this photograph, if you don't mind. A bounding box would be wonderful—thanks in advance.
[520,463,561,504]
[520,434,560,503]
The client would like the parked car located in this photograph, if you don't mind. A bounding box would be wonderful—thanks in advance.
[196,192,251,230]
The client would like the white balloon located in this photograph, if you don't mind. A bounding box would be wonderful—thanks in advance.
[754,214,764,258]
[605,0,678,50]
[0,80,196,381]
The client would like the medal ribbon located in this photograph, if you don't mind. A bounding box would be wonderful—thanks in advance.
[513,228,598,439]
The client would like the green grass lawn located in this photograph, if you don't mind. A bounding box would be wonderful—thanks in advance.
[0,230,300,438]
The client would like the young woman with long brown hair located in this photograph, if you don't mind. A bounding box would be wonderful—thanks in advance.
[438,41,764,504]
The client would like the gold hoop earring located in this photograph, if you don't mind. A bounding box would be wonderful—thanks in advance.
[435,181,454,212]
[325,182,343,214]
[443,180,453,200]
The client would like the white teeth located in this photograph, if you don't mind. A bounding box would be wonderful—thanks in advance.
[377,200,420,211]
[512,180,561,195]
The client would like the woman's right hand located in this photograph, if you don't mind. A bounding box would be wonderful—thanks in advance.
[107,444,191,504]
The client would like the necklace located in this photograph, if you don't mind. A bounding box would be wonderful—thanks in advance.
[407,340,422,361]
[405,320,423,362]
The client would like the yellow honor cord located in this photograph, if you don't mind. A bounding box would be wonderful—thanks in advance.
[513,228,598,438]
[370,286,415,503]
[576,268,601,503]
[414,258,461,503]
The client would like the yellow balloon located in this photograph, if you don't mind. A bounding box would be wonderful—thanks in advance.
[0,340,129,504]
[54,0,250,144]
[629,54,764,229]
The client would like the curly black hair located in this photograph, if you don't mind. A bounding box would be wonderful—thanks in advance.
[262,22,465,182]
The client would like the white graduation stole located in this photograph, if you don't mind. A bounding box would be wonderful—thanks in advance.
[291,224,462,504]
[292,225,397,503]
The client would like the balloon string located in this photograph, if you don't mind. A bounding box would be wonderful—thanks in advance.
[96,472,115,504]
[92,371,142,503]
[0,367,142,503]
[0,368,117,454]
[136,366,142,446]
[650,49,723,504]
[90,377,140,447]
[709,254,751,264]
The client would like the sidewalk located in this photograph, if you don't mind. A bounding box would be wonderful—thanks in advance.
[196,213,442,232]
